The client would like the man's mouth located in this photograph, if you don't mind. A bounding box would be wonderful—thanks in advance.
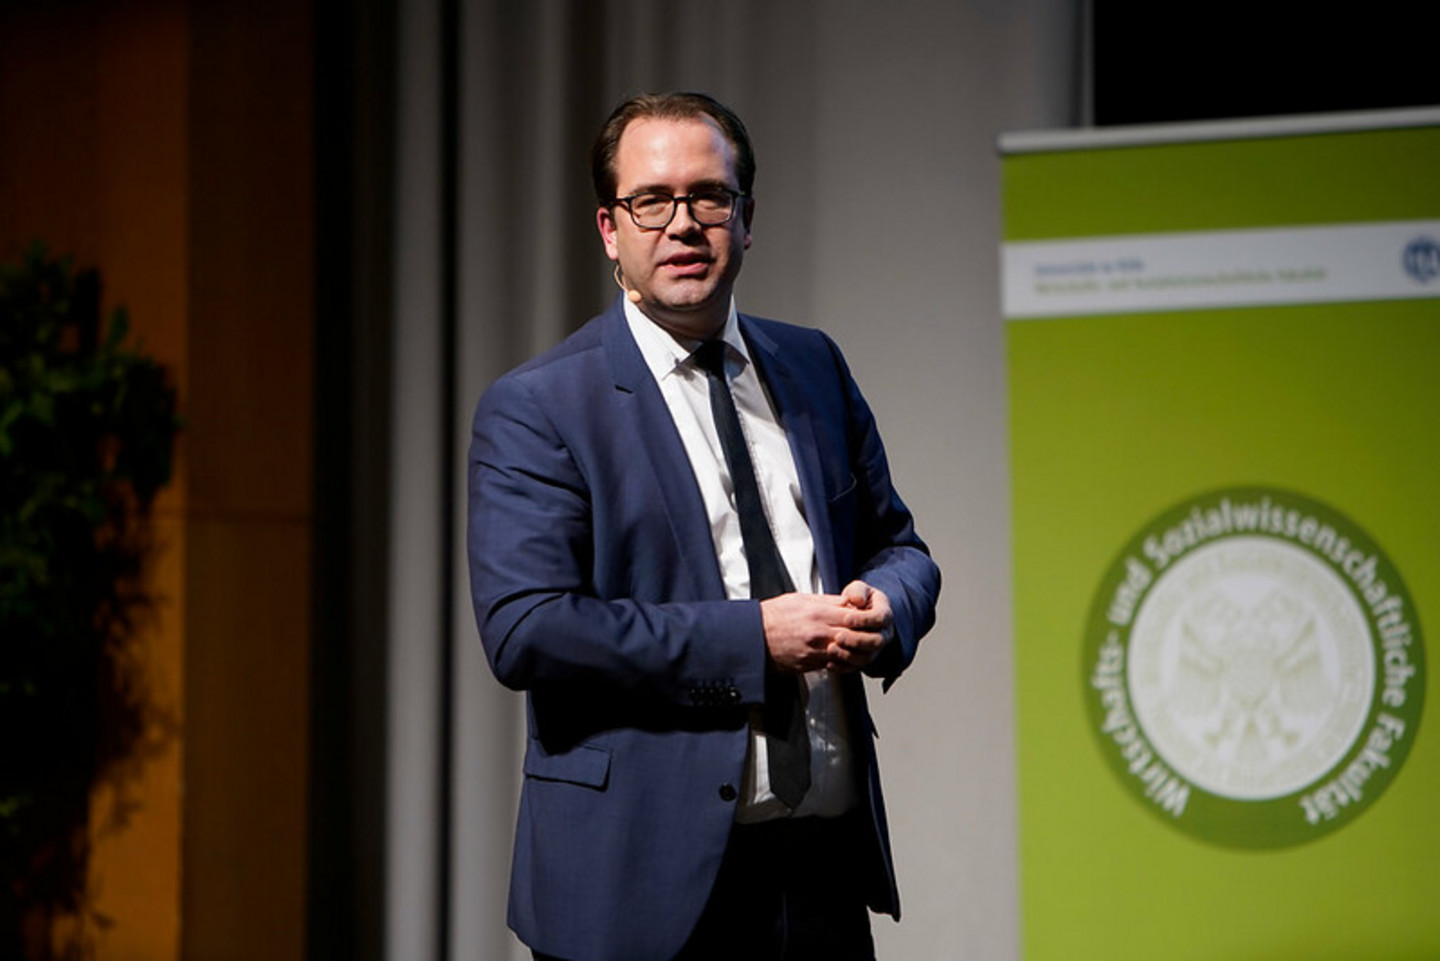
[660,253,711,276]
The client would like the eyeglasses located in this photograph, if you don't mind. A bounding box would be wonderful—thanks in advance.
[613,188,747,230]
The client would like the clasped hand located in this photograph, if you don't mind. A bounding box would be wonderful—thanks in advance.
[760,581,893,674]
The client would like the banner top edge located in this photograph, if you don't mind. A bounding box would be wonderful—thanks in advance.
[997,105,1440,155]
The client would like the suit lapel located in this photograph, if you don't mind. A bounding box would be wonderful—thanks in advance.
[740,316,842,595]
[600,302,727,600]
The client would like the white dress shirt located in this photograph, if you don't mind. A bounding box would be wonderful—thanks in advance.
[623,298,858,822]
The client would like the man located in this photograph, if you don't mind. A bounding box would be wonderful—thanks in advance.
[468,92,940,961]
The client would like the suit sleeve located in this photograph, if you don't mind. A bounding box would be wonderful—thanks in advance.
[824,333,942,688]
[467,372,767,709]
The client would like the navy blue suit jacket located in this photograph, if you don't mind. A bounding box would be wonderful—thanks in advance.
[467,298,940,961]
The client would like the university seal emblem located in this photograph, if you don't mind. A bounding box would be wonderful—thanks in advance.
[1083,487,1424,848]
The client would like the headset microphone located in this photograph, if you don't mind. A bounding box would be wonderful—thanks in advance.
[614,264,643,304]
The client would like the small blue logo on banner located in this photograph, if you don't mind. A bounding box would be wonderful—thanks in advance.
[1402,236,1440,284]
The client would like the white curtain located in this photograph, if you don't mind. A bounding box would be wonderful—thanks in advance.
[382,2,1079,959]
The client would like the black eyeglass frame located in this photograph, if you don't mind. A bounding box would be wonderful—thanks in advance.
[611,188,749,231]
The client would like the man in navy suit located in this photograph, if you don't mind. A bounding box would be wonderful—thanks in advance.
[468,92,940,961]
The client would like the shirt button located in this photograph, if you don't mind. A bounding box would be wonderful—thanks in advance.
[718,783,737,802]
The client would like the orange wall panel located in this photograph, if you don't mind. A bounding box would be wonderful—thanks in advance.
[1,1,315,958]
[1,3,189,959]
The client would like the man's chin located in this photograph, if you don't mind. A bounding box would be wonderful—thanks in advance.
[641,293,727,339]
[650,283,724,316]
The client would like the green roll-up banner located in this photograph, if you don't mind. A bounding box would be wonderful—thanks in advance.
[1003,110,1440,960]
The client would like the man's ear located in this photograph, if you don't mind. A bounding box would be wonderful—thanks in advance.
[742,196,755,250]
[597,206,620,261]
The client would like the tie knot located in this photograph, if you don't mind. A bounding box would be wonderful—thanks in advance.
[692,339,728,378]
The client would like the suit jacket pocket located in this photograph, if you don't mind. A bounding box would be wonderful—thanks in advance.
[523,741,612,790]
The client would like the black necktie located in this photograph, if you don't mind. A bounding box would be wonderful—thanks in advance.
[693,339,811,808]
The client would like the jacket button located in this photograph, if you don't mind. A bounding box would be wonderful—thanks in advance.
[718,783,737,802]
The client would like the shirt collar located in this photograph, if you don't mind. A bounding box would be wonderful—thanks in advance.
[622,297,749,382]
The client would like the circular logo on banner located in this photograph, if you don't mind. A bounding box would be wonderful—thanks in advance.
[1083,487,1425,848]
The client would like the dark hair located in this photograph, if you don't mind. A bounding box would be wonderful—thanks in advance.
[590,92,756,205]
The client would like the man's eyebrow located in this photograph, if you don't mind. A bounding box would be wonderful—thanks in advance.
[621,178,736,196]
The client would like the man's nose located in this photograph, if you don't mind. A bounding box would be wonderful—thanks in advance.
[666,199,703,237]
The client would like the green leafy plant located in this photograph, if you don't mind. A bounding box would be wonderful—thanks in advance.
[0,244,179,959]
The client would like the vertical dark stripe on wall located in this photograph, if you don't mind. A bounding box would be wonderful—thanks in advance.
[309,2,357,957]
[310,0,396,959]
[563,0,613,331]
[436,0,461,956]
[493,0,528,364]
